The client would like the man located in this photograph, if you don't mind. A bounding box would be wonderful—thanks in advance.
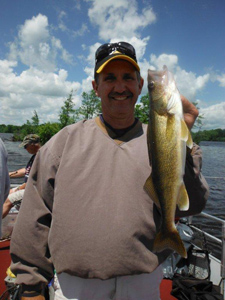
[0,138,10,237]
[10,42,209,300]
[2,134,41,218]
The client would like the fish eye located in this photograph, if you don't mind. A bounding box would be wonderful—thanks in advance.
[148,81,155,89]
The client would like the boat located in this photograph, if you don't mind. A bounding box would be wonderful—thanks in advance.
[1,206,224,299]
[160,212,225,299]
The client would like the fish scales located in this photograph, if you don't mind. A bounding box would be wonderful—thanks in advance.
[144,65,193,258]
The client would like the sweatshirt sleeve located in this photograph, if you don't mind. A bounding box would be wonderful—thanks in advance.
[175,143,209,217]
[10,138,61,291]
[0,139,10,237]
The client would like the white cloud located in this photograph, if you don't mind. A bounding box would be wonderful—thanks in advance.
[200,102,225,129]
[0,60,17,75]
[9,14,55,71]
[87,0,156,40]
[19,14,49,46]
[138,53,210,102]
[150,53,178,72]
[8,14,74,71]
[0,60,81,125]
[58,11,68,32]
[82,75,94,94]
[57,10,88,38]
[0,14,83,125]
[52,37,74,65]
[86,42,101,68]
[174,67,210,101]
[72,23,89,38]
[0,2,223,131]
[216,73,225,87]
[73,0,81,10]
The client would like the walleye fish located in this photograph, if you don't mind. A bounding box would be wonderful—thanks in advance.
[144,65,193,258]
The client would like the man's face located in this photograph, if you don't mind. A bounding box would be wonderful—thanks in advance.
[92,60,143,125]
[25,144,37,154]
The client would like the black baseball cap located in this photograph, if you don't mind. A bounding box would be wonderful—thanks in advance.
[94,42,140,74]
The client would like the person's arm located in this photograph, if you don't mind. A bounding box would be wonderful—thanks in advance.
[175,96,209,217]
[10,145,57,294]
[9,167,26,178]
[176,143,209,217]
[181,94,199,130]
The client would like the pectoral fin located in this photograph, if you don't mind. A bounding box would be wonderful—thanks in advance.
[144,175,160,208]
[177,183,189,211]
[181,119,193,149]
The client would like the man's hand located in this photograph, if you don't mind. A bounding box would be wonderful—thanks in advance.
[181,94,199,130]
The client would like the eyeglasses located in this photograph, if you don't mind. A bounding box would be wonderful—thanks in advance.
[95,42,137,63]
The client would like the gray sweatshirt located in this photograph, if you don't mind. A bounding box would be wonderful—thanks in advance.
[0,138,10,237]
[10,118,209,290]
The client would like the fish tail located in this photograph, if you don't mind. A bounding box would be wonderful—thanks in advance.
[153,228,187,258]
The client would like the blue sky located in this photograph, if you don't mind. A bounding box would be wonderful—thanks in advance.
[0,0,224,129]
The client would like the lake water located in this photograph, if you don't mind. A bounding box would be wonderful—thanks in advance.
[200,141,225,220]
[1,133,225,258]
[191,141,225,259]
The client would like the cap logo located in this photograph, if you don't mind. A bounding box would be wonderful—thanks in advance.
[109,50,122,55]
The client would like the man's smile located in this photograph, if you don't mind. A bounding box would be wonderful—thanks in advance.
[110,92,133,101]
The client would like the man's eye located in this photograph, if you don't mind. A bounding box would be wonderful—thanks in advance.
[124,75,134,81]
[105,75,115,81]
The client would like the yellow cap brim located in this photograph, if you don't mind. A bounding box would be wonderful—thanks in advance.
[96,54,140,73]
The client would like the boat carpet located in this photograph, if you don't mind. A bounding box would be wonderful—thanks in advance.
[160,279,177,300]
[0,239,11,295]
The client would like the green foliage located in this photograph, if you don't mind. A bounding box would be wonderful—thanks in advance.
[2,91,224,145]
[1,90,102,144]
[38,123,60,145]
[135,94,149,124]
[31,110,39,127]
[75,90,101,121]
[192,128,225,143]
[192,101,204,131]
[0,124,21,133]
[59,90,75,128]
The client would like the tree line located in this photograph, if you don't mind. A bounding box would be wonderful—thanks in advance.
[0,90,101,144]
[0,90,224,145]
